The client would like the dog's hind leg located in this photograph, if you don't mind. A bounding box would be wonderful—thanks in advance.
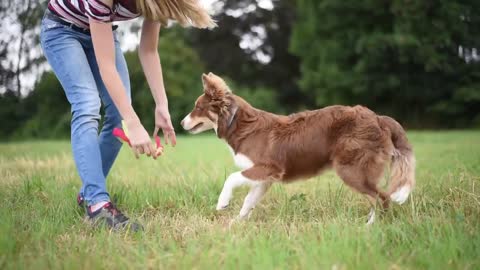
[334,162,389,225]
[366,207,376,225]
[365,195,381,225]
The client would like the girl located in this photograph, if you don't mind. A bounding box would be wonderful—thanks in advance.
[40,0,215,231]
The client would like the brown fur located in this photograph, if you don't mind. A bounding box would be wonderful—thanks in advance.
[186,73,415,209]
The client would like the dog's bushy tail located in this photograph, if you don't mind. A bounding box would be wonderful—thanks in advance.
[379,116,416,205]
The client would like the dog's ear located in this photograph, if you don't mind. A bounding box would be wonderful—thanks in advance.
[202,72,231,99]
[201,73,210,88]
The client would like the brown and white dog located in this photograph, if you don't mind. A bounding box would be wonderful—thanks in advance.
[181,72,415,224]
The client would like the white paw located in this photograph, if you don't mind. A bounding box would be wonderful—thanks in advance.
[390,185,411,205]
[216,203,229,211]
[216,192,231,210]
[366,208,376,226]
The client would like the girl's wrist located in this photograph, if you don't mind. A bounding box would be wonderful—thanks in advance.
[155,103,168,111]
[123,114,141,128]
[155,91,168,107]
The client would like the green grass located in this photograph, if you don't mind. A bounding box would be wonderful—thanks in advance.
[1,131,479,269]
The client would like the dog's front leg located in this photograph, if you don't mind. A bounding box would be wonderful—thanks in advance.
[233,165,281,221]
[237,182,272,220]
[216,171,256,210]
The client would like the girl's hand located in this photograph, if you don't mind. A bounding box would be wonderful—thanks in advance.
[153,105,177,147]
[125,119,156,159]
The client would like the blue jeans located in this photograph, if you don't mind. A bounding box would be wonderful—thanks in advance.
[40,17,130,206]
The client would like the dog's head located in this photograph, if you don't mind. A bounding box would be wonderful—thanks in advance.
[181,72,235,134]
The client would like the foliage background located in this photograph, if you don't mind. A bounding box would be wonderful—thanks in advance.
[1,0,479,140]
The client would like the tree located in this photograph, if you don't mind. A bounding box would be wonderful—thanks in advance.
[126,27,206,132]
[129,27,279,131]
[291,0,480,128]
[0,0,47,96]
[7,27,207,139]
[0,0,49,139]
[186,0,306,112]
[12,71,70,139]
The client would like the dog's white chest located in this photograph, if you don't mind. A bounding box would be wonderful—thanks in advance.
[227,145,254,170]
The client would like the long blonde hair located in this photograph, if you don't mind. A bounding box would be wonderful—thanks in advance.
[136,0,217,29]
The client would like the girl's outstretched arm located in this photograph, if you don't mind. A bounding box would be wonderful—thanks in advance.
[90,18,157,158]
[139,19,176,146]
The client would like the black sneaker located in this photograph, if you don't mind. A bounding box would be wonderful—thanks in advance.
[87,202,144,232]
[77,194,85,208]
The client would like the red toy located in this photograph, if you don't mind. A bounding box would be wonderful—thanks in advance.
[112,127,132,146]
[113,126,163,156]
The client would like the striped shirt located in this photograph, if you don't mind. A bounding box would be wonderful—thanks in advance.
[48,0,140,29]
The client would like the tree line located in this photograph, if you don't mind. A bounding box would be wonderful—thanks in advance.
[1,0,479,140]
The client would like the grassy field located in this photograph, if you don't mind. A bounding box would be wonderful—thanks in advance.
[1,131,479,269]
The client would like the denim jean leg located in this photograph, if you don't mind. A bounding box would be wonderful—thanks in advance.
[40,23,110,205]
[86,34,132,177]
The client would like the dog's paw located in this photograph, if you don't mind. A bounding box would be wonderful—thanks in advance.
[366,208,376,226]
[216,203,229,211]
[216,194,230,210]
